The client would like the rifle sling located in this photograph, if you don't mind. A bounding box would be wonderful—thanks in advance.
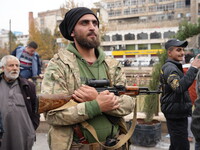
[81,102,137,149]
[53,99,137,149]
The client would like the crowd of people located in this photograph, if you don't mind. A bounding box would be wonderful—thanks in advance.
[0,6,200,150]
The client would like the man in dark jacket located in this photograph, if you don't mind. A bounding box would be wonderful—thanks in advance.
[0,55,40,150]
[160,39,200,150]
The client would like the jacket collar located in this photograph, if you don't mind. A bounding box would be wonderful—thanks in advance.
[166,59,183,71]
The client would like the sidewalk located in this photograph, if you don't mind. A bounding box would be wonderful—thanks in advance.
[33,132,195,150]
[35,113,195,150]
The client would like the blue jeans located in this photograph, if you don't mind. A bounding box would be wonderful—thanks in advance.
[195,142,200,150]
[20,69,32,79]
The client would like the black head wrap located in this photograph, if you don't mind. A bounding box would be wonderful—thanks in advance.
[59,7,99,41]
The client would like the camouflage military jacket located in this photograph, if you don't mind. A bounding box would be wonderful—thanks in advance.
[41,45,135,150]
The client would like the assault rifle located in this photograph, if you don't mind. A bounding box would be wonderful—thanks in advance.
[38,79,162,113]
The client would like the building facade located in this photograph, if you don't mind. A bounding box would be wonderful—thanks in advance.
[0,29,9,49]
[96,0,200,61]
[34,9,63,35]
[0,29,28,50]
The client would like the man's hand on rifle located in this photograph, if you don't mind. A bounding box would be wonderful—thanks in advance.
[72,84,98,103]
[96,90,120,112]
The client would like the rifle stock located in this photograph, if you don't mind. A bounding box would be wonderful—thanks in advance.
[38,94,72,113]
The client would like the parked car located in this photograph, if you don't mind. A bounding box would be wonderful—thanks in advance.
[132,58,151,66]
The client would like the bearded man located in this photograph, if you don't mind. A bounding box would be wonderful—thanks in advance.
[0,55,40,150]
[41,7,135,150]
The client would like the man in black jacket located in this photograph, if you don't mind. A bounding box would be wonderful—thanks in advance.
[0,55,40,150]
[160,39,200,150]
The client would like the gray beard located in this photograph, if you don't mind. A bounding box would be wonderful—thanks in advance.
[4,70,19,80]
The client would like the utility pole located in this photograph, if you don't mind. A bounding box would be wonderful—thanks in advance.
[9,19,12,54]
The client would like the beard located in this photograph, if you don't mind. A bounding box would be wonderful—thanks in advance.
[4,70,19,80]
[74,31,100,49]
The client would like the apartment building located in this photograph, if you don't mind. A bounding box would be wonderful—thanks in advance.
[34,9,63,35]
[96,0,200,60]
[0,29,9,49]
[0,28,29,50]
[4,0,196,62]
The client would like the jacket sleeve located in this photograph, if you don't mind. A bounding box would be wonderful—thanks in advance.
[36,55,42,75]
[28,81,40,130]
[164,65,198,94]
[11,48,17,56]
[41,56,90,126]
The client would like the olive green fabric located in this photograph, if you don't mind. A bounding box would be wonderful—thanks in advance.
[67,44,108,82]
[85,100,102,119]
[84,100,118,143]
[81,115,119,143]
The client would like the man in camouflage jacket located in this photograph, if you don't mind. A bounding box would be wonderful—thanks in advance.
[41,7,135,150]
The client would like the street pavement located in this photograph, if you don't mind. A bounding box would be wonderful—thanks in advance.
[33,132,195,150]
[34,115,195,150]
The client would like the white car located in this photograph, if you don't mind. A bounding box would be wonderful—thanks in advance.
[132,58,151,66]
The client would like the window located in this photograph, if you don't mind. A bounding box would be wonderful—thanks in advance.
[175,1,185,8]
[102,35,110,41]
[138,44,148,50]
[124,0,131,6]
[185,0,190,6]
[151,43,162,49]
[164,31,176,38]
[124,8,130,15]
[137,32,148,40]
[125,33,135,40]
[126,45,135,50]
[112,34,122,41]
[131,8,138,14]
[103,46,112,51]
[150,32,161,39]
[138,0,146,5]
[131,0,138,5]
[40,18,44,26]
